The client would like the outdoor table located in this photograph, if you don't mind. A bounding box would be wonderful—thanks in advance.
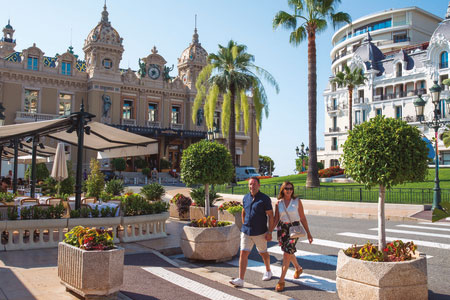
[38,196,51,204]
[14,196,32,205]
[23,192,42,198]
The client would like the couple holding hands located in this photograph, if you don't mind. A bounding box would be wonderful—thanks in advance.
[229,177,313,292]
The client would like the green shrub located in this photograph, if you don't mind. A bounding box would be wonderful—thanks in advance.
[105,179,124,196]
[121,193,168,216]
[25,163,49,182]
[40,177,57,195]
[141,183,165,201]
[170,193,192,214]
[112,158,126,174]
[134,157,148,169]
[190,186,222,207]
[0,192,15,202]
[226,205,243,215]
[160,158,171,170]
[59,161,75,195]
[85,159,105,199]
[142,167,151,177]
[7,207,18,220]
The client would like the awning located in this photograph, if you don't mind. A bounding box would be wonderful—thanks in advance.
[97,143,158,159]
[0,118,72,144]
[49,121,157,151]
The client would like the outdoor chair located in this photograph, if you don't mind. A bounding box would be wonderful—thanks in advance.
[0,201,5,205]
[82,197,97,204]
[46,198,63,206]
[20,198,39,205]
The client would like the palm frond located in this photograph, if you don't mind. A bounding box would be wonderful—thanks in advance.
[240,90,249,134]
[206,84,220,129]
[221,91,231,137]
[289,26,307,46]
[330,12,351,29]
[273,11,297,30]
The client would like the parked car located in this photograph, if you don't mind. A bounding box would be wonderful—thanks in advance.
[236,166,260,181]
[100,170,116,181]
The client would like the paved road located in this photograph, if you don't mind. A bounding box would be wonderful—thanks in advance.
[120,215,450,299]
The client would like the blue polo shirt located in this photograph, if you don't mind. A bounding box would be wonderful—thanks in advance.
[241,191,273,236]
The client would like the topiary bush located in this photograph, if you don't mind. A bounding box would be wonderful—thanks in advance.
[25,163,50,182]
[111,158,126,175]
[105,179,124,196]
[140,183,165,201]
[85,158,105,199]
[181,140,233,217]
[59,161,75,195]
[341,115,428,249]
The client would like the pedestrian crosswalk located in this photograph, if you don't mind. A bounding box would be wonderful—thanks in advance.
[157,219,449,298]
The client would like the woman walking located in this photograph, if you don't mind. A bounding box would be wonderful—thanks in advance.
[271,181,313,292]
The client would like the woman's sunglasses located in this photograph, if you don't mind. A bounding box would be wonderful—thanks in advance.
[284,187,293,191]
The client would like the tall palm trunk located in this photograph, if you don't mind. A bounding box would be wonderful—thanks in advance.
[306,29,320,188]
[348,87,353,130]
[229,85,237,183]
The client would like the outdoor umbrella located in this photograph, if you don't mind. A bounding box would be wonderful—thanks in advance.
[51,142,68,194]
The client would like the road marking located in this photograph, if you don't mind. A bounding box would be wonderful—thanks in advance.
[418,222,450,227]
[369,228,450,239]
[396,224,450,232]
[227,258,336,293]
[142,266,244,300]
[267,245,337,266]
[338,232,450,250]
[300,238,352,250]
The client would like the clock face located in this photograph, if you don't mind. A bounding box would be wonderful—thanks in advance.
[148,64,160,79]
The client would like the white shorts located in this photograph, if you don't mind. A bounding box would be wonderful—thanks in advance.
[240,232,268,253]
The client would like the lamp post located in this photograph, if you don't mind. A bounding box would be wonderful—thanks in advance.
[414,81,450,210]
[295,142,309,172]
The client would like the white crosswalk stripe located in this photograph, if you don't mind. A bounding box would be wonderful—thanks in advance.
[338,232,450,250]
[369,228,450,239]
[300,238,352,249]
[418,221,450,227]
[267,245,338,266]
[227,257,336,293]
[142,266,244,300]
[396,224,450,232]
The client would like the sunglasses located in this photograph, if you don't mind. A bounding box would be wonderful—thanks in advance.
[284,187,293,191]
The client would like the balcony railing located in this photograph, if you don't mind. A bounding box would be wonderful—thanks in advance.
[146,120,161,128]
[440,62,448,69]
[170,123,184,130]
[15,111,59,123]
[327,103,348,112]
[332,51,350,63]
[353,97,368,104]
[329,127,340,133]
[121,118,136,126]
[373,89,427,101]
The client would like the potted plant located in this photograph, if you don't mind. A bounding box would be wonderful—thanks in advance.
[85,159,105,200]
[180,216,240,262]
[134,156,147,172]
[218,201,243,229]
[140,182,165,201]
[169,193,191,220]
[338,116,429,299]
[58,226,124,299]
[160,158,172,173]
[189,186,222,220]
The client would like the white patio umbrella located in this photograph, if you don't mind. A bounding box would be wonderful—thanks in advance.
[51,143,68,194]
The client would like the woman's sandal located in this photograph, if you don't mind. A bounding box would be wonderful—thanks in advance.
[275,281,285,292]
[294,267,303,279]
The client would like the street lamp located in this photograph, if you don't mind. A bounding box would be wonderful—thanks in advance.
[295,142,309,172]
[414,80,450,210]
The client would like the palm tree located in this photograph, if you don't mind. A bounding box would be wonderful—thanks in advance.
[330,66,367,130]
[273,0,350,187]
[193,40,279,181]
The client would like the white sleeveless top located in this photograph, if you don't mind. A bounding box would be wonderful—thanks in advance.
[278,198,301,223]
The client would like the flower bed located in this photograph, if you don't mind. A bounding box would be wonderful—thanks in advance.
[318,166,345,178]
[218,201,243,229]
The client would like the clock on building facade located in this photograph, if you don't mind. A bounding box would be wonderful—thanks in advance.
[148,64,160,79]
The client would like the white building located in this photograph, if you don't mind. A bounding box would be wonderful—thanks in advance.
[319,5,450,168]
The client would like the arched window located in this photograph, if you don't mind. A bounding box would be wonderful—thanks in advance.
[440,51,448,69]
[396,63,402,77]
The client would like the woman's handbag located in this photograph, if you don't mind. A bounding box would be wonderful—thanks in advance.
[281,199,306,238]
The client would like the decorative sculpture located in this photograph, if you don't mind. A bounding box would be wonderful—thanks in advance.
[102,94,111,118]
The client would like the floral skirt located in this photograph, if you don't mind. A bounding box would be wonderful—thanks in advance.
[277,220,300,254]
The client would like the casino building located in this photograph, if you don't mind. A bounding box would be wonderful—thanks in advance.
[0,4,259,173]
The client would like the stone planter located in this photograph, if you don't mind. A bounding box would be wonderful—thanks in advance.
[180,224,240,261]
[68,217,121,244]
[58,242,124,299]
[189,206,218,220]
[336,249,428,300]
[218,210,242,229]
[169,203,190,220]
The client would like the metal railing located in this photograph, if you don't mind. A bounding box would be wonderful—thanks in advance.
[15,111,58,122]
[329,127,340,133]
[372,89,427,101]
[214,184,450,205]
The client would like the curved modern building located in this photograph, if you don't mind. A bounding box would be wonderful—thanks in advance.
[319,5,450,168]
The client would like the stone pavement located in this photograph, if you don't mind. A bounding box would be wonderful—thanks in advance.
[0,186,437,300]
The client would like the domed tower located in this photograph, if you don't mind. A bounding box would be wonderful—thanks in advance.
[0,20,16,58]
[83,3,124,80]
[177,26,208,89]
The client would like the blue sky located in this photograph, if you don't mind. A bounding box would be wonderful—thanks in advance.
[1,0,449,175]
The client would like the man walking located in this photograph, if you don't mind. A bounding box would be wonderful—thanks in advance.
[230,177,274,287]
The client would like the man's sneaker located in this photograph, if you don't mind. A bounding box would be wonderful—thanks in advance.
[262,271,272,281]
[229,278,244,287]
